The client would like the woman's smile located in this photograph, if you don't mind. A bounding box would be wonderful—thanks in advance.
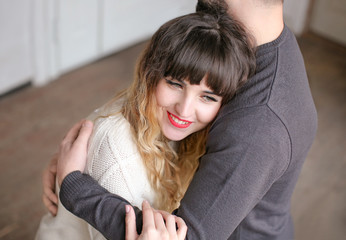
[167,112,192,129]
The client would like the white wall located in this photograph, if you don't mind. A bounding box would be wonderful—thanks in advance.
[101,0,196,55]
[283,0,311,36]
[0,0,33,95]
[0,0,197,94]
[310,0,346,46]
[4,0,324,95]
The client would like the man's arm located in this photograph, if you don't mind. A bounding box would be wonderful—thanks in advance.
[61,172,187,240]
[59,108,290,239]
[60,171,143,240]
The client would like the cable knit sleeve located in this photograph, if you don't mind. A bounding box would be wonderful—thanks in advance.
[86,116,135,202]
[84,109,156,240]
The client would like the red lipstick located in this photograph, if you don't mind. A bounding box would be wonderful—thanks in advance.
[167,112,192,129]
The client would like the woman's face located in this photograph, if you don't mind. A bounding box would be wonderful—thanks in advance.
[155,76,222,141]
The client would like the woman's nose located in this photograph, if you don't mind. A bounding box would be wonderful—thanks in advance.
[175,96,194,118]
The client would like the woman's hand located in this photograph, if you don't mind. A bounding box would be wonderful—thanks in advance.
[41,120,93,214]
[42,154,58,216]
[56,120,93,186]
[125,201,187,240]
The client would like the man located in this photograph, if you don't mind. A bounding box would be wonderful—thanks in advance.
[43,0,317,239]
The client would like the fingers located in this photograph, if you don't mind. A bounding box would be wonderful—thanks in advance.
[42,171,58,204]
[175,216,187,240]
[42,155,59,215]
[164,214,176,236]
[153,211,166,232]
[60,120,93,153]
[142,201,169,239]
[49,153,58,168]
[158,210,187,240]
[139,201,187,240]
[74,120,93,148]
[57,120,93,186]
[61,120,84,144]
[125,205,139,240]
[142,200,155,230]
[42,194,57,216]
[42,185,58,205]
[41,120,94,215]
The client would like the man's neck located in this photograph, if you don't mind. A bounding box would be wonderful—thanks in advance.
[227,1,284,47]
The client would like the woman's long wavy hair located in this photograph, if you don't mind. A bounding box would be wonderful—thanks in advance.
[109,3,256,212]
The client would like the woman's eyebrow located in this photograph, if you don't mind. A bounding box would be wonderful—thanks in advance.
[165,77,186,85]
[176,79,187,86]
[203,90,220,96]
[177,79,185,84]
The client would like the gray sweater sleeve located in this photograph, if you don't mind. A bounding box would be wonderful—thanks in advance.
[60,106,290,240]
[60,171,143,240]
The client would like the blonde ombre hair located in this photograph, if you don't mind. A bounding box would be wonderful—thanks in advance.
[109,6,256,212]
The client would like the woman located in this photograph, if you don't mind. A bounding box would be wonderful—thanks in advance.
[36,2,256,239]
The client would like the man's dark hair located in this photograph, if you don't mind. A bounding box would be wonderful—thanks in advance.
[196,0,229,14]
[197,0,283,8]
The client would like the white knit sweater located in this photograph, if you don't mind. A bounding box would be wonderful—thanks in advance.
[85,100,156,239]
[36,100,156,240]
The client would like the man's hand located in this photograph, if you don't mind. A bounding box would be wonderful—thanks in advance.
[57,120,93,186]
[125,201,187,240]
[42,154,58,216]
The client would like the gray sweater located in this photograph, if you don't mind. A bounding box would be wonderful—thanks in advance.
[60,25,317,240]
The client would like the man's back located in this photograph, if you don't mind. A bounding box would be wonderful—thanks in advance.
[176,25,317,239]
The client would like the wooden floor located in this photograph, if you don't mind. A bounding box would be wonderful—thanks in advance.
[0,33,345,239]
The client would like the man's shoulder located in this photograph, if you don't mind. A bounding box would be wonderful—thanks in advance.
[215,23,315,141]
[211,105,291,156]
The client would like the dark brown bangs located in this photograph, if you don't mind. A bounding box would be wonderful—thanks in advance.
[140,11,256,104]
[163,16,233,99]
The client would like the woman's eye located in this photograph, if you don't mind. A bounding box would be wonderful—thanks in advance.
[165,79,183,88]
[202,95,218,102]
